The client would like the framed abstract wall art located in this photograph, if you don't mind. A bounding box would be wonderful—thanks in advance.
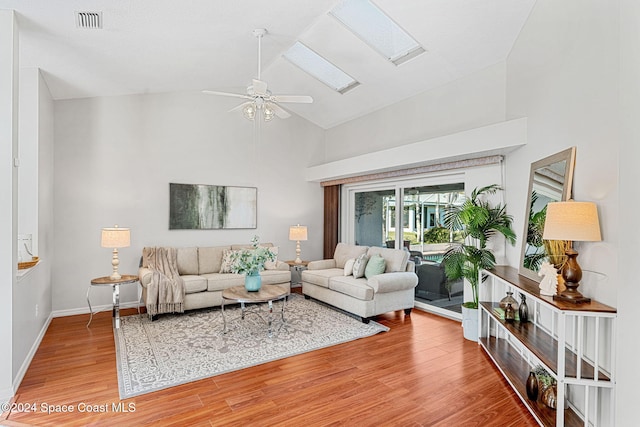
[169,183,257,229]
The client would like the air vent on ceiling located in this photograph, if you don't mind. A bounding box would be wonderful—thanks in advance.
[75,11,102,29]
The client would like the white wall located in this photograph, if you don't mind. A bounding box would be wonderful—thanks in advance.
[53,92,325,312]
[0,9,18,403]
[617,0,640,423]
[505,0,619,308]
[13,68,54,384]
[323,61,507,163]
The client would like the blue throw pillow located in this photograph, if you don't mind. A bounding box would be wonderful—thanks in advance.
[364,254,386,279]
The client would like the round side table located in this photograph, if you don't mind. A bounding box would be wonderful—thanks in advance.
[87,274,139,328]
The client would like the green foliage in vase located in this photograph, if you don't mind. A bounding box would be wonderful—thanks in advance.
[230,236,276,276]
[533,365,556,389]
[442,185,516,309]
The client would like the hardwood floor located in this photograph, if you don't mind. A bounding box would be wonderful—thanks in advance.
[3,301,537,427]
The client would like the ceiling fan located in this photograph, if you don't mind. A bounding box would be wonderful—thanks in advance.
[203,28,313,121]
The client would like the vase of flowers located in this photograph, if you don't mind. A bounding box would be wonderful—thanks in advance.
[230,236,276,292]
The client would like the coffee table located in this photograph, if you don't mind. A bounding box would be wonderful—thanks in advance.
[221,284,289,336]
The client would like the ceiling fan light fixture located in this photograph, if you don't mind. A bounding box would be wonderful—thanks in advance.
[264,104,275,122]
[203,28,313,122]
[242,103,256,121]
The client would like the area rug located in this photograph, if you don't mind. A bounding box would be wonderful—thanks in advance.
[114,294,388,399]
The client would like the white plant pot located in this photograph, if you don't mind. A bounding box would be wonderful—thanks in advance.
[461,305,479,342]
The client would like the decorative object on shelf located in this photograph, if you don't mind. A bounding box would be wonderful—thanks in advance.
[534,365,557,410]
[499,291,519,312]
[492,306,519,321]
[442,185,516,341]
[18,256,40,270]
[526,371,539,400]
[541,384,557,410]
[101,225,131,280]
[230,236,276,292]
[504,303,516,322]
[519,294,529,323]
[542,239,570,292]
[542,200,602,303]
[537,261,558,296]
[289,224,308,264]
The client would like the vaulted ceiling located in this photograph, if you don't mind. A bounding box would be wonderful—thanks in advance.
[2,0,536,129]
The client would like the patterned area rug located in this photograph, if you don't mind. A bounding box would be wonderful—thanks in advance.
[114,294,389,399]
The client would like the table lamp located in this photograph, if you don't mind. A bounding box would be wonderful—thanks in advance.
[101,225,131,280]
[542,201,601,303]
[289,224,308,264]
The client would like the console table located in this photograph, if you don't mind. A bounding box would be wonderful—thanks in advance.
[87,274,139,329]
[480,266,616,427]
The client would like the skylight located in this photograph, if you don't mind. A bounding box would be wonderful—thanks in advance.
[330,0,425,66]
[283,42,360,94]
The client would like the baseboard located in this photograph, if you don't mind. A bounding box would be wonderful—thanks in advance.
[10,312,53,399]
[0,387,14,407]
[414,300,462,321]
[52,301,142,318]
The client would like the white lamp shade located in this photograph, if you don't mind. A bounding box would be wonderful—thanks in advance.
[289,225,308,241]
[101,226,131,248]
[543,201,601,242]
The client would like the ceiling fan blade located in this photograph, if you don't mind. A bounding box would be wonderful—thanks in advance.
[252,79,268,95]
[228,101,251,113]
[271,95,313,104]
[269,103,291,119]
[202,90,251,100]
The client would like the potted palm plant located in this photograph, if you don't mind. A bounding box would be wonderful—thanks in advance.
[442,184,516,341]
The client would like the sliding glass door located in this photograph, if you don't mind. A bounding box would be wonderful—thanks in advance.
[353,188,396,247]
[343,175,466,319]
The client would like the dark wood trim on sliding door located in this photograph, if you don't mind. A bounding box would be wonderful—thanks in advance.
[323,185,340,259]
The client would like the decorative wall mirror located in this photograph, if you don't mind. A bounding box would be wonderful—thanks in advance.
[518,147,576,281]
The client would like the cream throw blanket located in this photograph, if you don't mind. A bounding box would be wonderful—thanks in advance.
[143,247,185,316]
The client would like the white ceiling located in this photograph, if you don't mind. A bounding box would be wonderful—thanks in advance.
[1,0,536,129]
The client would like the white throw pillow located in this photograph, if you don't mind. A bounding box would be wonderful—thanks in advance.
[343,258,355,276]
[352,254,369,279]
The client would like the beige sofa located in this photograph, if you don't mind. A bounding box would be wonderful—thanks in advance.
[301,243,418,322]
[138,244,291,312]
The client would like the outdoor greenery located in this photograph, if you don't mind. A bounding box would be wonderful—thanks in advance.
[442,185,516,309]
[387,231,418,245]
[523,191,548,270]
[230,236,276,276]
[524,190,569,271]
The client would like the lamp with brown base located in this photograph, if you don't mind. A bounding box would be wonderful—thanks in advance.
[542,200,601,303]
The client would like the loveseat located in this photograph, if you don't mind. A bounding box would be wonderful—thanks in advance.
[138,244,291,312]
[301,243,418,322]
